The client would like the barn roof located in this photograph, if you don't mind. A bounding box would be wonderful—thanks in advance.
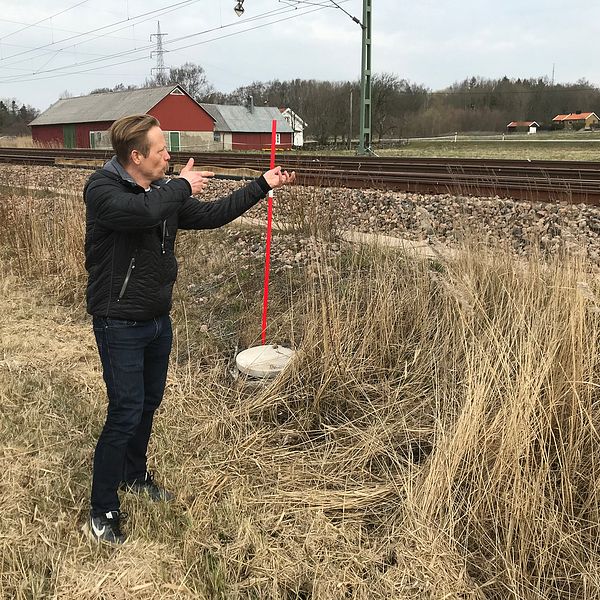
[200,103,293,133]
[29,85,190,126]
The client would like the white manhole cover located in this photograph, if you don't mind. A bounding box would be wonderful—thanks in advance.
[235,344,295,378]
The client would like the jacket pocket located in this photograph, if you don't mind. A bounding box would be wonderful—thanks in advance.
[117,257,135,302]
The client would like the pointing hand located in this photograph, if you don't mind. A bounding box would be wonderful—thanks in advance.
[179,158,214,195]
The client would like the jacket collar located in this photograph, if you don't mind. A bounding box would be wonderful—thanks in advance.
[102,156,167,188]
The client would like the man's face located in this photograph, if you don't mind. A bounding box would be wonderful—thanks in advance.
[136,126,170,182]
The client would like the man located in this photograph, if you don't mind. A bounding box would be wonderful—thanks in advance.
[83,114,295,544]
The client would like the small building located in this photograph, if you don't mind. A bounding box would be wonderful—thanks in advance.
[29,85,216,150]
[552,112,600,130]
[506,121,539,134]
[200,100,293,151]
[279,107,308,147]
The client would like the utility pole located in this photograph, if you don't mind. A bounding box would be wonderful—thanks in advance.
[234,1,373,155]
[357,0,372,155]
[150,21,169,84]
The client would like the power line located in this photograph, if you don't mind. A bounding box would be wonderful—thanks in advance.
[0,3,323,82]
[0,3,200,75]
[0,0,289,73]
[0,17,147,48]
[280,0,361,26]
[0,4,330,84]
[0,0,91,42]
[0,0,201,65]
[0,46,123,73]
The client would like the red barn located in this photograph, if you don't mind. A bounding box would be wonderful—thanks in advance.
[200,101,293,151]
[29,85,216,150]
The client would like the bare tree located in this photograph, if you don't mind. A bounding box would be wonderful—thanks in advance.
[166,62,214,101]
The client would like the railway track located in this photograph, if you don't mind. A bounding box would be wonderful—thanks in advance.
[1,147,600,205]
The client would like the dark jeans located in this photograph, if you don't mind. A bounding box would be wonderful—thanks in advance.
[91,314,172,516]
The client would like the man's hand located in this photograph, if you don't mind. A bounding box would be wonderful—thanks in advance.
[263,166,296,190]
[179,158,214,195]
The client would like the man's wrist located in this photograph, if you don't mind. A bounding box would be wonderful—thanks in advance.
[174,176,193,195]
[257,175,271,194]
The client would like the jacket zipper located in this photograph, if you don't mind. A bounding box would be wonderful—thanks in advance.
[117,257,135,302]
[161,221,167,255]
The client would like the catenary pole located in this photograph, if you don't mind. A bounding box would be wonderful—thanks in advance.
[234,1,372,155]
[357,0,372,155]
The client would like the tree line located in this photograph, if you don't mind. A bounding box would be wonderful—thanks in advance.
[157,66,600,142]
[10,62,600,142]
[0,100,39,136]
[214,74,600,142]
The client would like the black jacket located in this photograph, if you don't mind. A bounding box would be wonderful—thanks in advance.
[84,157,270,320]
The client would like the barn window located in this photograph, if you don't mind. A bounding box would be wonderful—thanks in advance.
[213,132,221,142]
[275,133,281,145]
[170,88,184,95]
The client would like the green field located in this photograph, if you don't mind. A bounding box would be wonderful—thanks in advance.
[376,140,600,161]
[300,131,600,162]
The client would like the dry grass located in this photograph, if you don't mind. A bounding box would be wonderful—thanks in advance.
[0,188,86,304]
[1,188,600,598]
[0,135,36,148]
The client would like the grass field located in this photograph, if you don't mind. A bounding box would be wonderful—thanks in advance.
[1,185,600,598]
[376,140,600,161]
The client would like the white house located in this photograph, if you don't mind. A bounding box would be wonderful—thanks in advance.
[279,107,307,147]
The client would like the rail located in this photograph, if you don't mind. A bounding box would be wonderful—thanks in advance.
[1,148,599,204]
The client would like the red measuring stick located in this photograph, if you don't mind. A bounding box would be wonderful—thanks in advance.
[261,119,277,344]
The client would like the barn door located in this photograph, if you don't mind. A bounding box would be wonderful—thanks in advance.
[169,131,180,152]
[63,125,76,148]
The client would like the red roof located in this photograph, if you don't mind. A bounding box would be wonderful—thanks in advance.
[553,112,598,121]
[507,121,538,127]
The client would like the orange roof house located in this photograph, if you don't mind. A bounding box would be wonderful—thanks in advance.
[552,112,599,129]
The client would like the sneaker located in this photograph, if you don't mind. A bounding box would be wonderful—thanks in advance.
[121,472,174,502]
[87,510,127,545]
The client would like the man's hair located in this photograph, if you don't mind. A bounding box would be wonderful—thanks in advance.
[109,114,160,165]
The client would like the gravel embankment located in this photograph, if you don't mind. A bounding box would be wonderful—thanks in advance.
[2,164,600,265]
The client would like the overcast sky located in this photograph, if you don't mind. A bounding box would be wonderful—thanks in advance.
[1,0,599,112]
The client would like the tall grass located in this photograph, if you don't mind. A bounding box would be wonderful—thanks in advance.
[1,188,600,598]
[0,189,85,302]
[0,135,35,148]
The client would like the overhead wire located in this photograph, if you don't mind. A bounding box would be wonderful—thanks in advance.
[0,17,147,47]
[0,0,202,65]
[0,0,92,42]
[0,3,330,83]
[0,0,293,74]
